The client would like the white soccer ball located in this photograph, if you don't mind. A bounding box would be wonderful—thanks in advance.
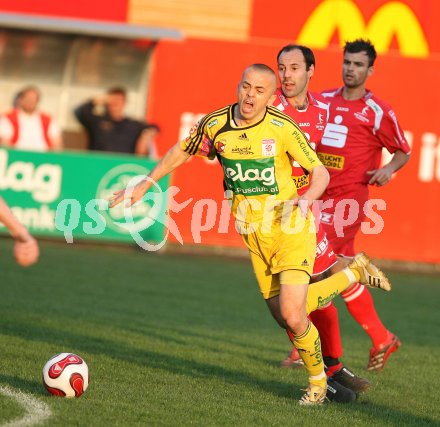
[42,353,89,397]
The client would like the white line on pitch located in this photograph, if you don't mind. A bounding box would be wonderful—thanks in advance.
[0,385,52,427]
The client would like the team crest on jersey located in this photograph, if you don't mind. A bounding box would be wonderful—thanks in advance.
[354,106,370,123]
[317,113,325,130]
[215,140,226,153]
[262,139,276,156]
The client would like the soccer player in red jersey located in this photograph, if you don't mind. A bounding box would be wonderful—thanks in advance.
[318,39,411,371]
[0,197,39,266]
[274,44,371,394]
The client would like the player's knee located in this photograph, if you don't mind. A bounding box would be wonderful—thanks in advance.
[281,310,307,335]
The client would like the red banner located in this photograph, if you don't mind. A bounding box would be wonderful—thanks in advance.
[148,38,440,263]
[0,0,439,262]
[251,0,440,57]
[0,0,128,22]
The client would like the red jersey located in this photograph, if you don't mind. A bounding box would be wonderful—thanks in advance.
[273,89,329,193]
[318,87,411,197]
[273,88,337,273]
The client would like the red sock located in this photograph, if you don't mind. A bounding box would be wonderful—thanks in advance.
[309,302,342,360]
[286,329,294,343]
[341,283,388,348]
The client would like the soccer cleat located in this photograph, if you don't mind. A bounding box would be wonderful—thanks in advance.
[326,377,357,403]
[331,366,372,393]
[298,384,327,406]
[368,333,401,372]
[348,252,392,291]
[280,347,305,368]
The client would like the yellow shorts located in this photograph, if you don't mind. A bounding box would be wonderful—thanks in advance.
[241,213,317,300]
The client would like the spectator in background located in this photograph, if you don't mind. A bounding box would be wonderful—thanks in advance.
[0,197,39,267]
[0,86,63,151]
[74,86,159,157]
[135,123,161,159]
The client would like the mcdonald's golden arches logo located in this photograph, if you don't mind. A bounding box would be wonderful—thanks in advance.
[297,0,429,58]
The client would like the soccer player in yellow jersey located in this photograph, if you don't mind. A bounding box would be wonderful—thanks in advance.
[110,64,391,405]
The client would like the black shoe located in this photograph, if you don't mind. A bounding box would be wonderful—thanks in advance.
[326,377,357,403]
[332,366,372,393]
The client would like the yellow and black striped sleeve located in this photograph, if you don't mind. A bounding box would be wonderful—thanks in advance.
[179,106,228,157]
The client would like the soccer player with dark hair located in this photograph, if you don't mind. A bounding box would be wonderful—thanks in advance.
[318,39,411,371]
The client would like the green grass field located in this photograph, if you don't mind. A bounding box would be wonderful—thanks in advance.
[0,238,439,426]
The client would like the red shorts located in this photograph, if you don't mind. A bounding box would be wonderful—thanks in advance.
[313,223,337,276]
[320,186,369,257]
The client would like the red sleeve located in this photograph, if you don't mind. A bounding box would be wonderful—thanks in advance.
[376,105,411,155]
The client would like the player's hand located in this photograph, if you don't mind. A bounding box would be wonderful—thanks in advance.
[109,179,150,208]
[291,196,310,218]
[367,165,393,186]
[14,235,39,267]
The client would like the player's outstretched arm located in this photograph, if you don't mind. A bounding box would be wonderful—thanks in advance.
[109,142,191,208]
[0,197,39,266]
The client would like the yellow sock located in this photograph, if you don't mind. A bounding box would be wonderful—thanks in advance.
[293,321,326,388]
[306,268,360,314]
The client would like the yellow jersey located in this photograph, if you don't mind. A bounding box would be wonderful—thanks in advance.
[180,104,322,226]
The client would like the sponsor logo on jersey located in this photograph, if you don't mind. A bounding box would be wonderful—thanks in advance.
[299,122,311,127]
[292,130,316,164]
[262,139,276,156]
[336,106,349,112]
[207,119,218,128]
[222,157,278,195]
[367,100,382,116]
[316,235,329,256]
[292,174,309,189]
[232,146,254,155]
[317,152,345,169]
[238,132,249,140]
[270,118,284,127]
[354,106,370,123]
[354,113,369,123]
[320,212,334,225]
[301,258,309,267]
